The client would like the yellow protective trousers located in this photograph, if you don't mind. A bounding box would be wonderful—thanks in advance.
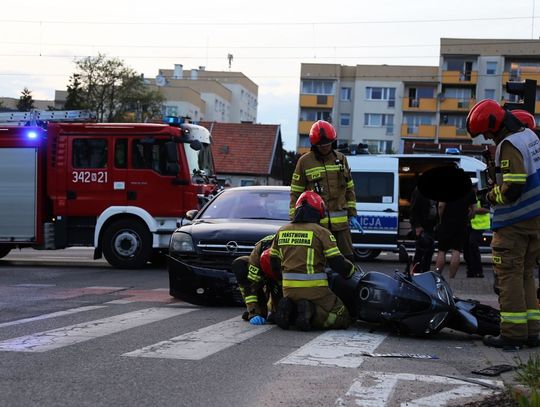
[491,218,540,339]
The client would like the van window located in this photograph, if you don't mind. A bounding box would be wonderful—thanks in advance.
[352,172,394,203]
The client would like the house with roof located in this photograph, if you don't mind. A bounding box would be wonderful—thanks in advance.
[200,121,285,187]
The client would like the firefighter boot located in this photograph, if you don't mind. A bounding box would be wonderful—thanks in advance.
[295,300,316,332]
[275,298,295,330]
[483,335,525,350]
[241,311,249,321]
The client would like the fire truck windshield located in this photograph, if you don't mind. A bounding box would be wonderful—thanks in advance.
[183,142,214,178]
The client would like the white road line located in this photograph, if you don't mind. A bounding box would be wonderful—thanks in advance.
[123,316,274,360]
[336,371,504,407]
[0,306,107,328]
[0,307,195,352]
[85,286,127,290]
[276,328,387,368]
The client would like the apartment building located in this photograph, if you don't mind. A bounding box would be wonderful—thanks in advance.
[155,64,258,123]
[297,38,540,154]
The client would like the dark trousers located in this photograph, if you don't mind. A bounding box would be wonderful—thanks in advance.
[413,232,435,273]
[463,228,484,277]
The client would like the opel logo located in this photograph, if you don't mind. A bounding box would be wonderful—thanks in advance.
[226,241,239,255]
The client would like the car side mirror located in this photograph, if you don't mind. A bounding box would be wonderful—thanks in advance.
[186,209,199,220]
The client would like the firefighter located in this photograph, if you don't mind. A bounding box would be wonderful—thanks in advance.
[463,179,490,278]
[466,99,540,349]
[270,191,355,331]
[232,234,282,325]
[289,120,360,261]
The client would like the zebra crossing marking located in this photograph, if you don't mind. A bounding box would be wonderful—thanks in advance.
[0,306,107,328]
[335,371,504,406]
[0,307,196,352]
[123,316,274,360]
[276,328,387,368]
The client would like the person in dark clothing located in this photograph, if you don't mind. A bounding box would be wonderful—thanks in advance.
[463,180,490,278]
[435,189,476,278]
[410,186,437,273]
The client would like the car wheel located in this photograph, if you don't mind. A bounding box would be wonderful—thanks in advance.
[354,249,381,261]
[102,219,152,269]
[0,246,12,259]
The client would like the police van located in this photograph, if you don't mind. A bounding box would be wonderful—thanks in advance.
[347,154,487,260]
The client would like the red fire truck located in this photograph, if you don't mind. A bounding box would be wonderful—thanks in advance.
[0,110,216,269]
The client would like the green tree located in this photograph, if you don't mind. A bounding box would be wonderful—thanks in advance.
[68,54,164,122]
[64,73,87,110]
[16,87,34,111]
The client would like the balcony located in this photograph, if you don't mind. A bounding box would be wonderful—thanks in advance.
[299,94,334,108]
[439,98,476,111]
[298,120,315,134]
[439,125,471,140]
[400,124,437,138]
[402,97,437,111]
[441,70,478,85]
[503,71,540,83]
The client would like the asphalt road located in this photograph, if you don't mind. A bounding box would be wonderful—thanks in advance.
[0,248,536,407]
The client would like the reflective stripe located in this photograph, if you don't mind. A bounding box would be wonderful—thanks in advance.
[324,312,337,328]
[244,295,258,304]
[346,180,354,188]
[289,207,295,215]
[282,272,328,281]
[470,200,490,230]
[290,184,304,193]
[493,185,504,205]
[527,309,540,321]
[324,247,340,258]
[502,173,527,183]
[270,248,282,260]
[347,201,356,208]
[501,312,528,324]
[306,248,315,274]
[282,280,329,288]
[321,216,348,226]
[292,173,300,181]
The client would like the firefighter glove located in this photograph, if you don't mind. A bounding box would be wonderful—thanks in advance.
[349,217,363,232]
[249,315,266,325]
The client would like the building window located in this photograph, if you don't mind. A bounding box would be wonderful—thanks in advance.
[366,87,396,101]
[484,89,495,99]
[363,140,393,154]
[240,179,255,186]
[340,113,351,126]
[340,87,352,101]
[164,106,178,116]
[364,113,394,127]
[300,109,332,121]
[301,79,335,95]
[486,61,497,75]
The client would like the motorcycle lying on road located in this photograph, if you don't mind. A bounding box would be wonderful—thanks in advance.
[330,245,500,337]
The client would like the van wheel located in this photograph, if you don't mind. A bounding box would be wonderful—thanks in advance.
[102,219,152,269]
[354,249,381,261]
[0,247,12,259]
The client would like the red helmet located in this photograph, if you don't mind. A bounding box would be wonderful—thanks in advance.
[259,249,278,280]
[295,191,326,218]
[511,109,536,130]
[309,120,337,145]
[466,99,505,137]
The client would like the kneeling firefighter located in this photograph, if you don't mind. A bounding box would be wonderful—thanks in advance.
[232,234,283,325]
[270,191,356,331]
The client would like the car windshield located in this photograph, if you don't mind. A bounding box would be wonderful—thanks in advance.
[200,189,290,220]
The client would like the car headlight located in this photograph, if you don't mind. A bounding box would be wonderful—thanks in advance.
[169,232,195,253]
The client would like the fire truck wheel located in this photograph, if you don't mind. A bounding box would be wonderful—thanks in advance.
[0,246,12,259]
[102,219,152,269]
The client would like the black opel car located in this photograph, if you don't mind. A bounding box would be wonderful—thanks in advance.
[168,186,290,306]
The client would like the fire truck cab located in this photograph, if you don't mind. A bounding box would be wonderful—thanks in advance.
[0,112,216,269]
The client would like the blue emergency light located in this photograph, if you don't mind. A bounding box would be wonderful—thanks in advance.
[27,131,38,140]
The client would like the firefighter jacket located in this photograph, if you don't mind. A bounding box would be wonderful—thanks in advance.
[290,150,357,232]
[269,222,354,289]
[488,128,540,229]
[242,234,278,308]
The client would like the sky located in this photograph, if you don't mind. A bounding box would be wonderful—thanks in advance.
[1,0,539,150]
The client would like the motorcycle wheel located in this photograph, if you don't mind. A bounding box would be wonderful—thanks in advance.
[471,304,500,336]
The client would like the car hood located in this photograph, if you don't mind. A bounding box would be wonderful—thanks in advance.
[179,218,288,241]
